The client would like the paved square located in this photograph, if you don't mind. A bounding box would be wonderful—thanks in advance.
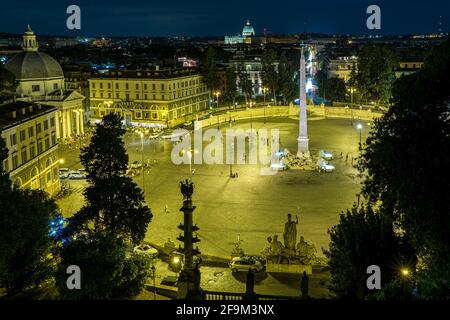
[57,117,370,257]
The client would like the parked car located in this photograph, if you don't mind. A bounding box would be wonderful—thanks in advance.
[133,244,158,258]
[320,150,333,161]
[183,121,193,128]
[130,161,142,169]
[229,256,264,273]
[68,171,86,179]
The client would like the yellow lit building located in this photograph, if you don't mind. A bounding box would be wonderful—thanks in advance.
[0,101,60,197]
[88,70,209,128]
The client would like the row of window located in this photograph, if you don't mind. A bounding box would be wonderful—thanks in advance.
[91,88,206,100]
[9,117,55,147]
[91,79,200,91]
[31,83,60,92]
[8,134,57,171]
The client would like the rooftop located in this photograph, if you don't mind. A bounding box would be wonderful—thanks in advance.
[0,101,56,130]
[90,68,201,80]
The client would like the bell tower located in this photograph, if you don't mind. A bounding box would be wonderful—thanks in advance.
[22,25,38,52]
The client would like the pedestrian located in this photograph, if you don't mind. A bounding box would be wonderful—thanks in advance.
[345,154,348,162]
[340,152,343,158]
[164,204,169,213]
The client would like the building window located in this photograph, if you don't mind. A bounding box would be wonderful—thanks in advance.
[32,85,40,92]
[108,93,111,98]
[53,83,58,90]
[12,153,18,169]
[161,84,165,90]
[136,83,139,90]
[100,82,103,89]
[30,144,36,159]
[21,147,27,163]
[115,83,119,89]
[144,84,147,90]
[36,123,42,134]
[44,120,49,131]
[37,140,43,153]
[10,133,17,146]
[136,94,139,100]
[152,84,156,90]
[162,95,165,100]
[126,83,129,90]
[108,83,111,89]
[125,94,129,101]
[153,94,156,100]
[92,92,96,98]
[116,93,119,99]
[19,130,26,142]
[92,82,95,89]
[144,94,148,100]
[45,137,50,150]
[28,126,34,138]
[100,92,104,98]
[50,117,55,127]
[51,133,56,146]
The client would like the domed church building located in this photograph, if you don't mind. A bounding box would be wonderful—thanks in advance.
[6,26,85,140]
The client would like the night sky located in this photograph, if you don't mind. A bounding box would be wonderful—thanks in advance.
[0,0,448,37]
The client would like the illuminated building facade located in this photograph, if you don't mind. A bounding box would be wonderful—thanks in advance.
[0,101,60,197]
[5,26,86,141]
[88,69,209,128]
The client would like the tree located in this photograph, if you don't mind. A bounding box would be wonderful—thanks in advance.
[261,48,279,104]
[0,137,58,295]
[278,51,296,104]
[315,70,347,102]
[237,59,253,104]
[358,39,450,298]
[67,114,152,245]
[0,67,16,98]
[325,204,415,299]
[55,232,151,299]
[201,46,218,91]
[355,44,398,106]
[223,66,238,105]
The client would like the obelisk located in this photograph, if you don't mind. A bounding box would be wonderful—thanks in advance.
[297,46,310,158]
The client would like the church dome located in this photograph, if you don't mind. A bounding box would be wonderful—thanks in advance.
[242,20,255,36]
[6,51,64,80]
[5,25,63,81]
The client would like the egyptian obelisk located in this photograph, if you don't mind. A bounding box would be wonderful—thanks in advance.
[297,46,310,158]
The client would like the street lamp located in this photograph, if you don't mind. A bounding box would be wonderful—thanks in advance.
[182,148,198,176]
[151,265,156,300]
[140,132,145,194]
[59,158,65,165]
[262,87,268,104]
[213,91,221,110]
[357,123,363,150]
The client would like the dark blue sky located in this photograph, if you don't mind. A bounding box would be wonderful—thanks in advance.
[0,0,448,36]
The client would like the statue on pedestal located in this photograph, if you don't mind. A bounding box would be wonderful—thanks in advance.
[283,213,298,250]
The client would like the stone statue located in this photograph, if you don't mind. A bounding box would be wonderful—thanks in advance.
[283,213,298,250]
[296,236,308,260]
[270,235,283,256]
[260,236,273,259]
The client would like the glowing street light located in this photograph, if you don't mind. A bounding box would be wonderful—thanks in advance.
[139,132,145,194]
[181,148,198,176]
[357,123,363,149]
[213,91,221,109]
[59,158,65,165]
[401,268,410,277]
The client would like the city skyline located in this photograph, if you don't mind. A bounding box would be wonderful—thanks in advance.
[0,0,448,37]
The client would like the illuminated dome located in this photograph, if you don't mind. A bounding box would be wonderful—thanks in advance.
[5,26,64,97]
[242,20,255,36]
[6,25,63,81]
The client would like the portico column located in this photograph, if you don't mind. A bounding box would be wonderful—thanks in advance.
[79,110,84,134]
[66,109,72,137]
[55,111,60,139]
[75,110,80,135]
[61,110,67,138]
